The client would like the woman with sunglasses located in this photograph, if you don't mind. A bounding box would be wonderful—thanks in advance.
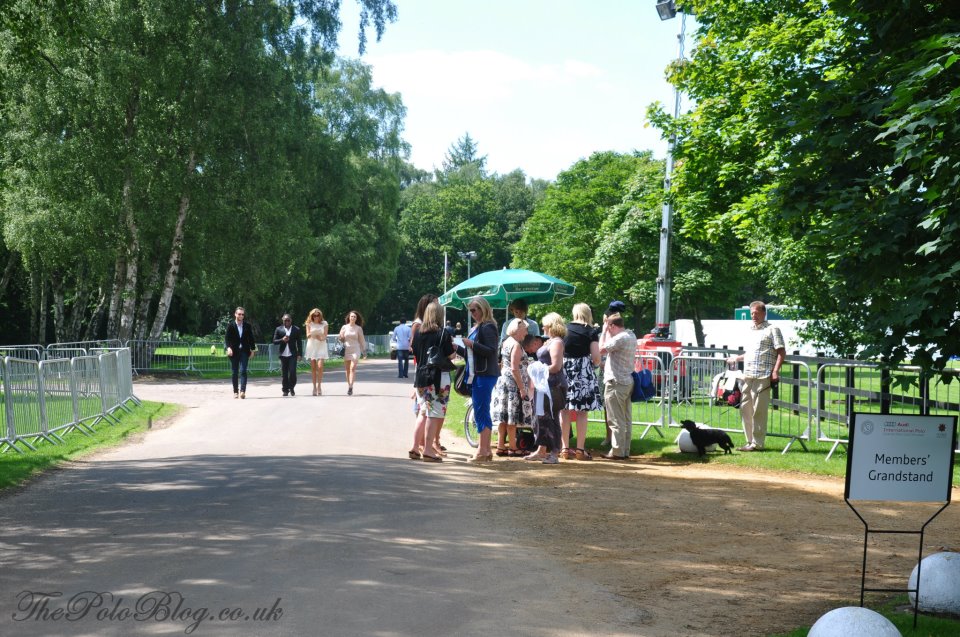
[458,297,500,462]
[303,308,329,395]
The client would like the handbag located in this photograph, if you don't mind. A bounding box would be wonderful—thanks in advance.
[453,363,471,396]
[426,332,457,372]
[631,369,656,402]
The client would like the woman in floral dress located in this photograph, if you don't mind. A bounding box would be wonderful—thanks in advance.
[491,318,533,456]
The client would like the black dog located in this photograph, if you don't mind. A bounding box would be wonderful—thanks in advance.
[681,420,735,457]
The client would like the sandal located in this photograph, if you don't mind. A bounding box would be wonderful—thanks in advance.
[559,448,574,460]
[575,448,593,461]
[421,454,443,463]
[407,450,421,460]
[508,449,526,457]
[495,448,510,457]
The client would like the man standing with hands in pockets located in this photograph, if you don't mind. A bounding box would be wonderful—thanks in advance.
[274,313,303,396]
[226,306,257,399]
[727,301,786,451]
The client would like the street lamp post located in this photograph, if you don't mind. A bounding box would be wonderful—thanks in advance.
[457,251,478,330]
[653,0,685,341]
[457,250,477,280]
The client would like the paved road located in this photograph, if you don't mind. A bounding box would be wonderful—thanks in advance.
[0,359,638,636]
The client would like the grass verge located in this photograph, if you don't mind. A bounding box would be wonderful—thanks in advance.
[0,401,180,491]
[444,394,960,486]
[773,595,960,636]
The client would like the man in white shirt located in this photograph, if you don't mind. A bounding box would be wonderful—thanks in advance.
[599,313,636,459]
[393,318,412,378]
[273,314,302,396]
[726,301,785,450]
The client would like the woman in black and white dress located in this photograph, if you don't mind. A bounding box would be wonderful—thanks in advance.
[560,302,602,460]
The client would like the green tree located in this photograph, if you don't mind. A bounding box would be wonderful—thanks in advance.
[0,0,401,342]
[654,0,960,369]
[513,151,648,325]
[372,137,542,326]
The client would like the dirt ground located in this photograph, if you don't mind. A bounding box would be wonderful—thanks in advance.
[470,452,960,637]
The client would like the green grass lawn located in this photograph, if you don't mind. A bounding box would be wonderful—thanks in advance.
[0,400,180,489]
[443,392,960,486]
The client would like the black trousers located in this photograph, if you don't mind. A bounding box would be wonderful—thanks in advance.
[280,355,298,393]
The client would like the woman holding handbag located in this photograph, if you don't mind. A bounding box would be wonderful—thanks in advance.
[457,297,500,462]
[409,300,455,462]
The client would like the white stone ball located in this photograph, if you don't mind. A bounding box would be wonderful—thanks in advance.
[908,551,960,615]
[807,607,901,637]
[676,425,718,454]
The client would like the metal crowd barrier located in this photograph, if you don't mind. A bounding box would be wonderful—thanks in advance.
[0,345,44,362]
[814,362,960,459]
[0,350,138,453]
[666,353,814,454]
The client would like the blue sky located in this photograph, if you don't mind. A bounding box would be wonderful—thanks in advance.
[338,1,689,181]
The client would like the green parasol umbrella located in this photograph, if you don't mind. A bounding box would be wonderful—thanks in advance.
[439,268,576,310]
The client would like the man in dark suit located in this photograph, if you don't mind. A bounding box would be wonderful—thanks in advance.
[273,313,303,396]
[225,306,257,398]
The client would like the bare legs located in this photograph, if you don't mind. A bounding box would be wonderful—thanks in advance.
[411,409,444,461]
[316,359,324,394]
[344,358,357,392]
[310,360,321,395]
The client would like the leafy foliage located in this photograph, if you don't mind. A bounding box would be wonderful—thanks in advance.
[0,0,402,340]
[655,0,960,370]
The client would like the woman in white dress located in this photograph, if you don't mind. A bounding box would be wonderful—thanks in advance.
[303,308,329,396]
[338,310,367,395]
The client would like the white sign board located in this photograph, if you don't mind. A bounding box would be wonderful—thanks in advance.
[845,413,957,502]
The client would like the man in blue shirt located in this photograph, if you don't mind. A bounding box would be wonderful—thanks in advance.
[393,318,413,378]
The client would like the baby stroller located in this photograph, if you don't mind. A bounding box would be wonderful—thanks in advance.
[711,367,744,408]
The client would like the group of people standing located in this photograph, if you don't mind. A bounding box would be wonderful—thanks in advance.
[406,294,639,465]
[223,306,368,398]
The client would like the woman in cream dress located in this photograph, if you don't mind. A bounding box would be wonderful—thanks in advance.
[304,308,329,395]
[338,310,367,395]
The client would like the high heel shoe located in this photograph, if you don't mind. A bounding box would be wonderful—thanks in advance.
[312,388,317,396]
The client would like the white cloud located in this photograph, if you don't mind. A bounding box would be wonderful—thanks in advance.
[367,49,606,106]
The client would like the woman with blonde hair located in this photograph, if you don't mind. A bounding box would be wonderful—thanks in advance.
[490,317,533,456]
[560,302,602,460]
[410,300,455,462]
[524,312,567,464]
[457,296,499,462]
[303,308,329,395]
[338,310,367,395]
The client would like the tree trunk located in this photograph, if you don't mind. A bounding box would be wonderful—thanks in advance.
[148,149,196,341]
[51,271,65,342]
[29,268,41,343]
[0,251,18,299]
[116,84,141,342]
[68,276,91,342]
[106,253,125,339]
[134,258,160,341]
[85,286,109,341]
[38,275,48,345]
[693,308,705,348]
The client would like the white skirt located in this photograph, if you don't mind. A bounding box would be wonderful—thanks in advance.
[305,339,329,360]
